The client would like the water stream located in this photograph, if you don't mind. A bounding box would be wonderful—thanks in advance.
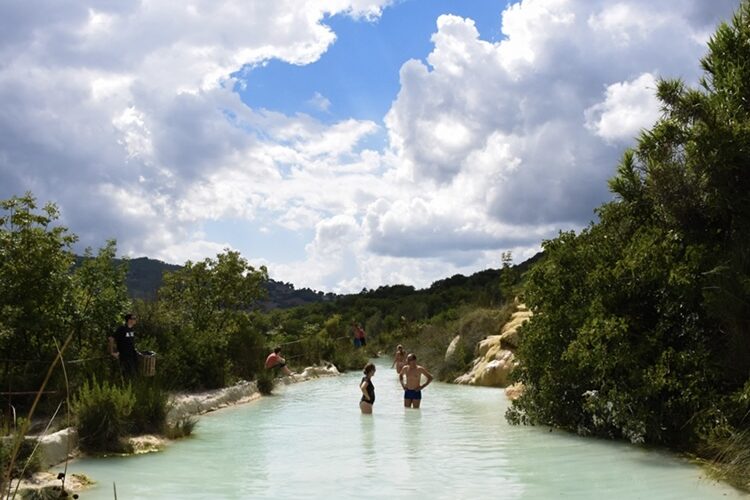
[69,358,745,499]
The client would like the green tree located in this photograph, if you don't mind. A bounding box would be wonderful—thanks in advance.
[160,250,268,332]
[0,193,76,363]
[509,0,750,450]
[71,240,131,356]
[155,250,269,388]
[499,251,518,302]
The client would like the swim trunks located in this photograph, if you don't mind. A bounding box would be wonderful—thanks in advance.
[404,389,422,400]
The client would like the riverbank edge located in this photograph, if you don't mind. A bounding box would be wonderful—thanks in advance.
[8,364,340,496]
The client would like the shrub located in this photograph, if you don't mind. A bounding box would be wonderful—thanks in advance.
[74,377,134,453]
[0,436,41,480]
[226,315,267,381]
[130,379,169,435]
[165,417,198,440]
[255,370,275,395]
[330,345,369,373]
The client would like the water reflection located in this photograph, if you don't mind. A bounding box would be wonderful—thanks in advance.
[360,415,377,467]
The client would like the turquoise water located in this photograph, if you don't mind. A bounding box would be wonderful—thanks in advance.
[69,358,745,499]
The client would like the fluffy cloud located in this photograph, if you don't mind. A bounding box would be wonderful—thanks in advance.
[0,0,391,258]
[584,73,661,143]
[0,0,741,292]
[372,0,739,279]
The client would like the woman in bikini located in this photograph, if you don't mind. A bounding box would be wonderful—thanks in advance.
[359,362,376,414]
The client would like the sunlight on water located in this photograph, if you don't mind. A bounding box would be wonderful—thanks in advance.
[70,358,745,499]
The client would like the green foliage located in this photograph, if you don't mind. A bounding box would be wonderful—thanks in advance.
[509,0,750,463]
[226,313,267,382]
[0,436,41,480]
[165,417,198,440]
[329,345,369,373]
[71,241,131,354]
[255,370,275,395]
[144,250,269,388]
[499,251,519,300]
[74,377,135,453]
[0,194,76,364]
[130,379,169,435]
[159,250,268,333]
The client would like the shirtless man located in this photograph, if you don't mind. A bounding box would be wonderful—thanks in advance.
[265,346,293,376]
[399,353,433,409]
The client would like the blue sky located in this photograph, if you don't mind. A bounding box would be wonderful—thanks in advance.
[237,1,507,124]
[0,0,741,291]
[216,0,512,264]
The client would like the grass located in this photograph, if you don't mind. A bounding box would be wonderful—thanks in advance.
[705,428,750,492]
[165,417,198,440]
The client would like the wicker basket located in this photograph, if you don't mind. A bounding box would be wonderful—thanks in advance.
[140,352,157,377]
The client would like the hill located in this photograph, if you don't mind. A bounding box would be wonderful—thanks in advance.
[78,252,542,309]
[74,256,336,308]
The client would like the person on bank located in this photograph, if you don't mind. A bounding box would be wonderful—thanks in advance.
[399,353,433,409]
[265,346,293,376]
[108,313,140,377]
[391,344,406,373]
[353,323,367,348]
[359,362,376,414]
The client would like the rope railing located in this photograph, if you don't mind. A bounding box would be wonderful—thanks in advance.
[0,355,108,364]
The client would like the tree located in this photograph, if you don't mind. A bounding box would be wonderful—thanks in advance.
[71,240,131,355]
[0,193,76,363]
[159,250,268,333]
[499,251,518,301]
[154,250,269,388]
[509,0,750,448]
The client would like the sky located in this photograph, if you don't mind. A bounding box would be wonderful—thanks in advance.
[0,0,741,293]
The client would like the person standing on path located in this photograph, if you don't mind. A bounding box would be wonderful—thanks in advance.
[109,313,140,377]
[359,362,376,414]
[399,353,433,409]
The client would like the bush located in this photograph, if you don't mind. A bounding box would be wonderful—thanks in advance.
[0,436,41,480]
[226,315,267,381]
[130,378,169,435]
[255,370,275,395]
[329,345,369,373]
[165,417,198,440]
[74,377,134,453]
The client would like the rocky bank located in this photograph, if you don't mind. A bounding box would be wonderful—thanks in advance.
[452,303,531,395]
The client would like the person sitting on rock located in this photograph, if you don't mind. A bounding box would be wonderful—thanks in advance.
[265,346,293,376]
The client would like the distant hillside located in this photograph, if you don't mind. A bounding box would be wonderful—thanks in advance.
[76,252,542,309]
[75,255,335,308]
[124,257,182,299]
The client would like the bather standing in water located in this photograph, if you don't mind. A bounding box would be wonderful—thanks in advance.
[399,353,433,409]
[391,344,406,373]
[359,362,376,414]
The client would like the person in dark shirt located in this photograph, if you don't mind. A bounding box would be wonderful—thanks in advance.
[109,313,139,377]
